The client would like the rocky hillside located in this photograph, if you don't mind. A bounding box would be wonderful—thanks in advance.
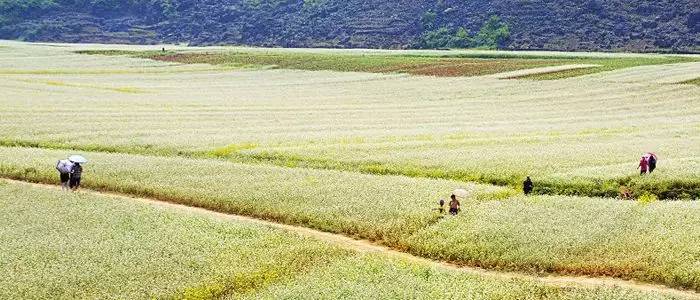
[1,0,698,52]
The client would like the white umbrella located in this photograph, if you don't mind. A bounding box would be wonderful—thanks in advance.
[644,152,658,159]
[68,155,88,164]
[452,188,470,199]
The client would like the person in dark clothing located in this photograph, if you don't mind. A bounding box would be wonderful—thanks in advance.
[56,159,73,191]
[523,176,534,195]
[449,194,460,216]
[438,199,445,214]
[648,155,657,173]
[69,162,83,190]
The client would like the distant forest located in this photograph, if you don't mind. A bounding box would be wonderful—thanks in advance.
[1,0,698,52]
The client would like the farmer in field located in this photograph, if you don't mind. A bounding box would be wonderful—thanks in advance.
[67,155,87,191]
[523,176,534,195]
[449,194,460,216]
[638,156,649,175]
[55,158,73,191]
[69,162,83,190]
[648,154,657,173]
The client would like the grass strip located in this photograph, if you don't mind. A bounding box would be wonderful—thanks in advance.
[75,49,698,79]
[680,77,700,86]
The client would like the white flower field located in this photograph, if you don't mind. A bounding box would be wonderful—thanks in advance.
[0,40,698,298]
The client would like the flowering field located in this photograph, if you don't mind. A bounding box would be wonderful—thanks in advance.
[0,146,698,291]
[0,182,346,299]
[1,41,699,297]
[0,146,509,244]
[240,254,689,300]
[406,195,700,291]
[1,41,698,198]
[1,182,686,299]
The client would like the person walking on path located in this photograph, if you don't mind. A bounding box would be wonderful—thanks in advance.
[648,154,657,173]
[523,176,534,195]
[449,194,460,216]
[638,156,649,175]
[69,162,83,190]
[55,158,73,191]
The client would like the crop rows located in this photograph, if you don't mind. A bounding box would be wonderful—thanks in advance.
[1,42,698,199]
[1,41,699,294]
[0,146,697,291]
[0,182,345,299]
[2,182,687,299]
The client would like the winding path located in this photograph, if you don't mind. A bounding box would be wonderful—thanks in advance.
[4,178,699,299]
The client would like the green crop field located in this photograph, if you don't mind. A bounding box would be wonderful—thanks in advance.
[0,40,699,298]
[2,182,688,299]
[0,182,346,299]
[2,42,698,199]
[1,146,698,291]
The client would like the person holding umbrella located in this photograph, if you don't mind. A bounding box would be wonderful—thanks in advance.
[647,153,658,173]
[68,155,87,190]
[55,158,73,191]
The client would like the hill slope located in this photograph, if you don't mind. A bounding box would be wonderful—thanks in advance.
[1,0,698,52]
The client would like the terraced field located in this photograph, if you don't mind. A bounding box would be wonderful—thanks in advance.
[0,40,698,298]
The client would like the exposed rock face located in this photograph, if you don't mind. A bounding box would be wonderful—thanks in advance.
[1,0,698,52]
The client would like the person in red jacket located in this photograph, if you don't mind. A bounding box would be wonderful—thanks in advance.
[638,156,649,175]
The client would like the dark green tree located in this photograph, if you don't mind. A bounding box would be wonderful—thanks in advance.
[473,16,511,49]
[448,27,471,48]
[421,10,437,30]
[417,27,453,49]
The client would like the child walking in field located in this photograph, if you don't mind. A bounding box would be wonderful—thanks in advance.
[438,199,445,214]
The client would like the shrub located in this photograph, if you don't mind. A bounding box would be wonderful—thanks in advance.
[637,193,658,204]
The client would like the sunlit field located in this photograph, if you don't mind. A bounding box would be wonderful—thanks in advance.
[2,182,689,299]
[1,41,698,198]
[1,146,698,291]
[0,41,699,297]
[0,182,346,299]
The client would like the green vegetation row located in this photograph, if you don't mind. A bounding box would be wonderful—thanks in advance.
[1,139,696,200]
[74,49,698,79]
[2,183,685,299]
[416,15,510,50]
[1,146,698,291]
[681,77,700,86]
[223,150,700,201]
